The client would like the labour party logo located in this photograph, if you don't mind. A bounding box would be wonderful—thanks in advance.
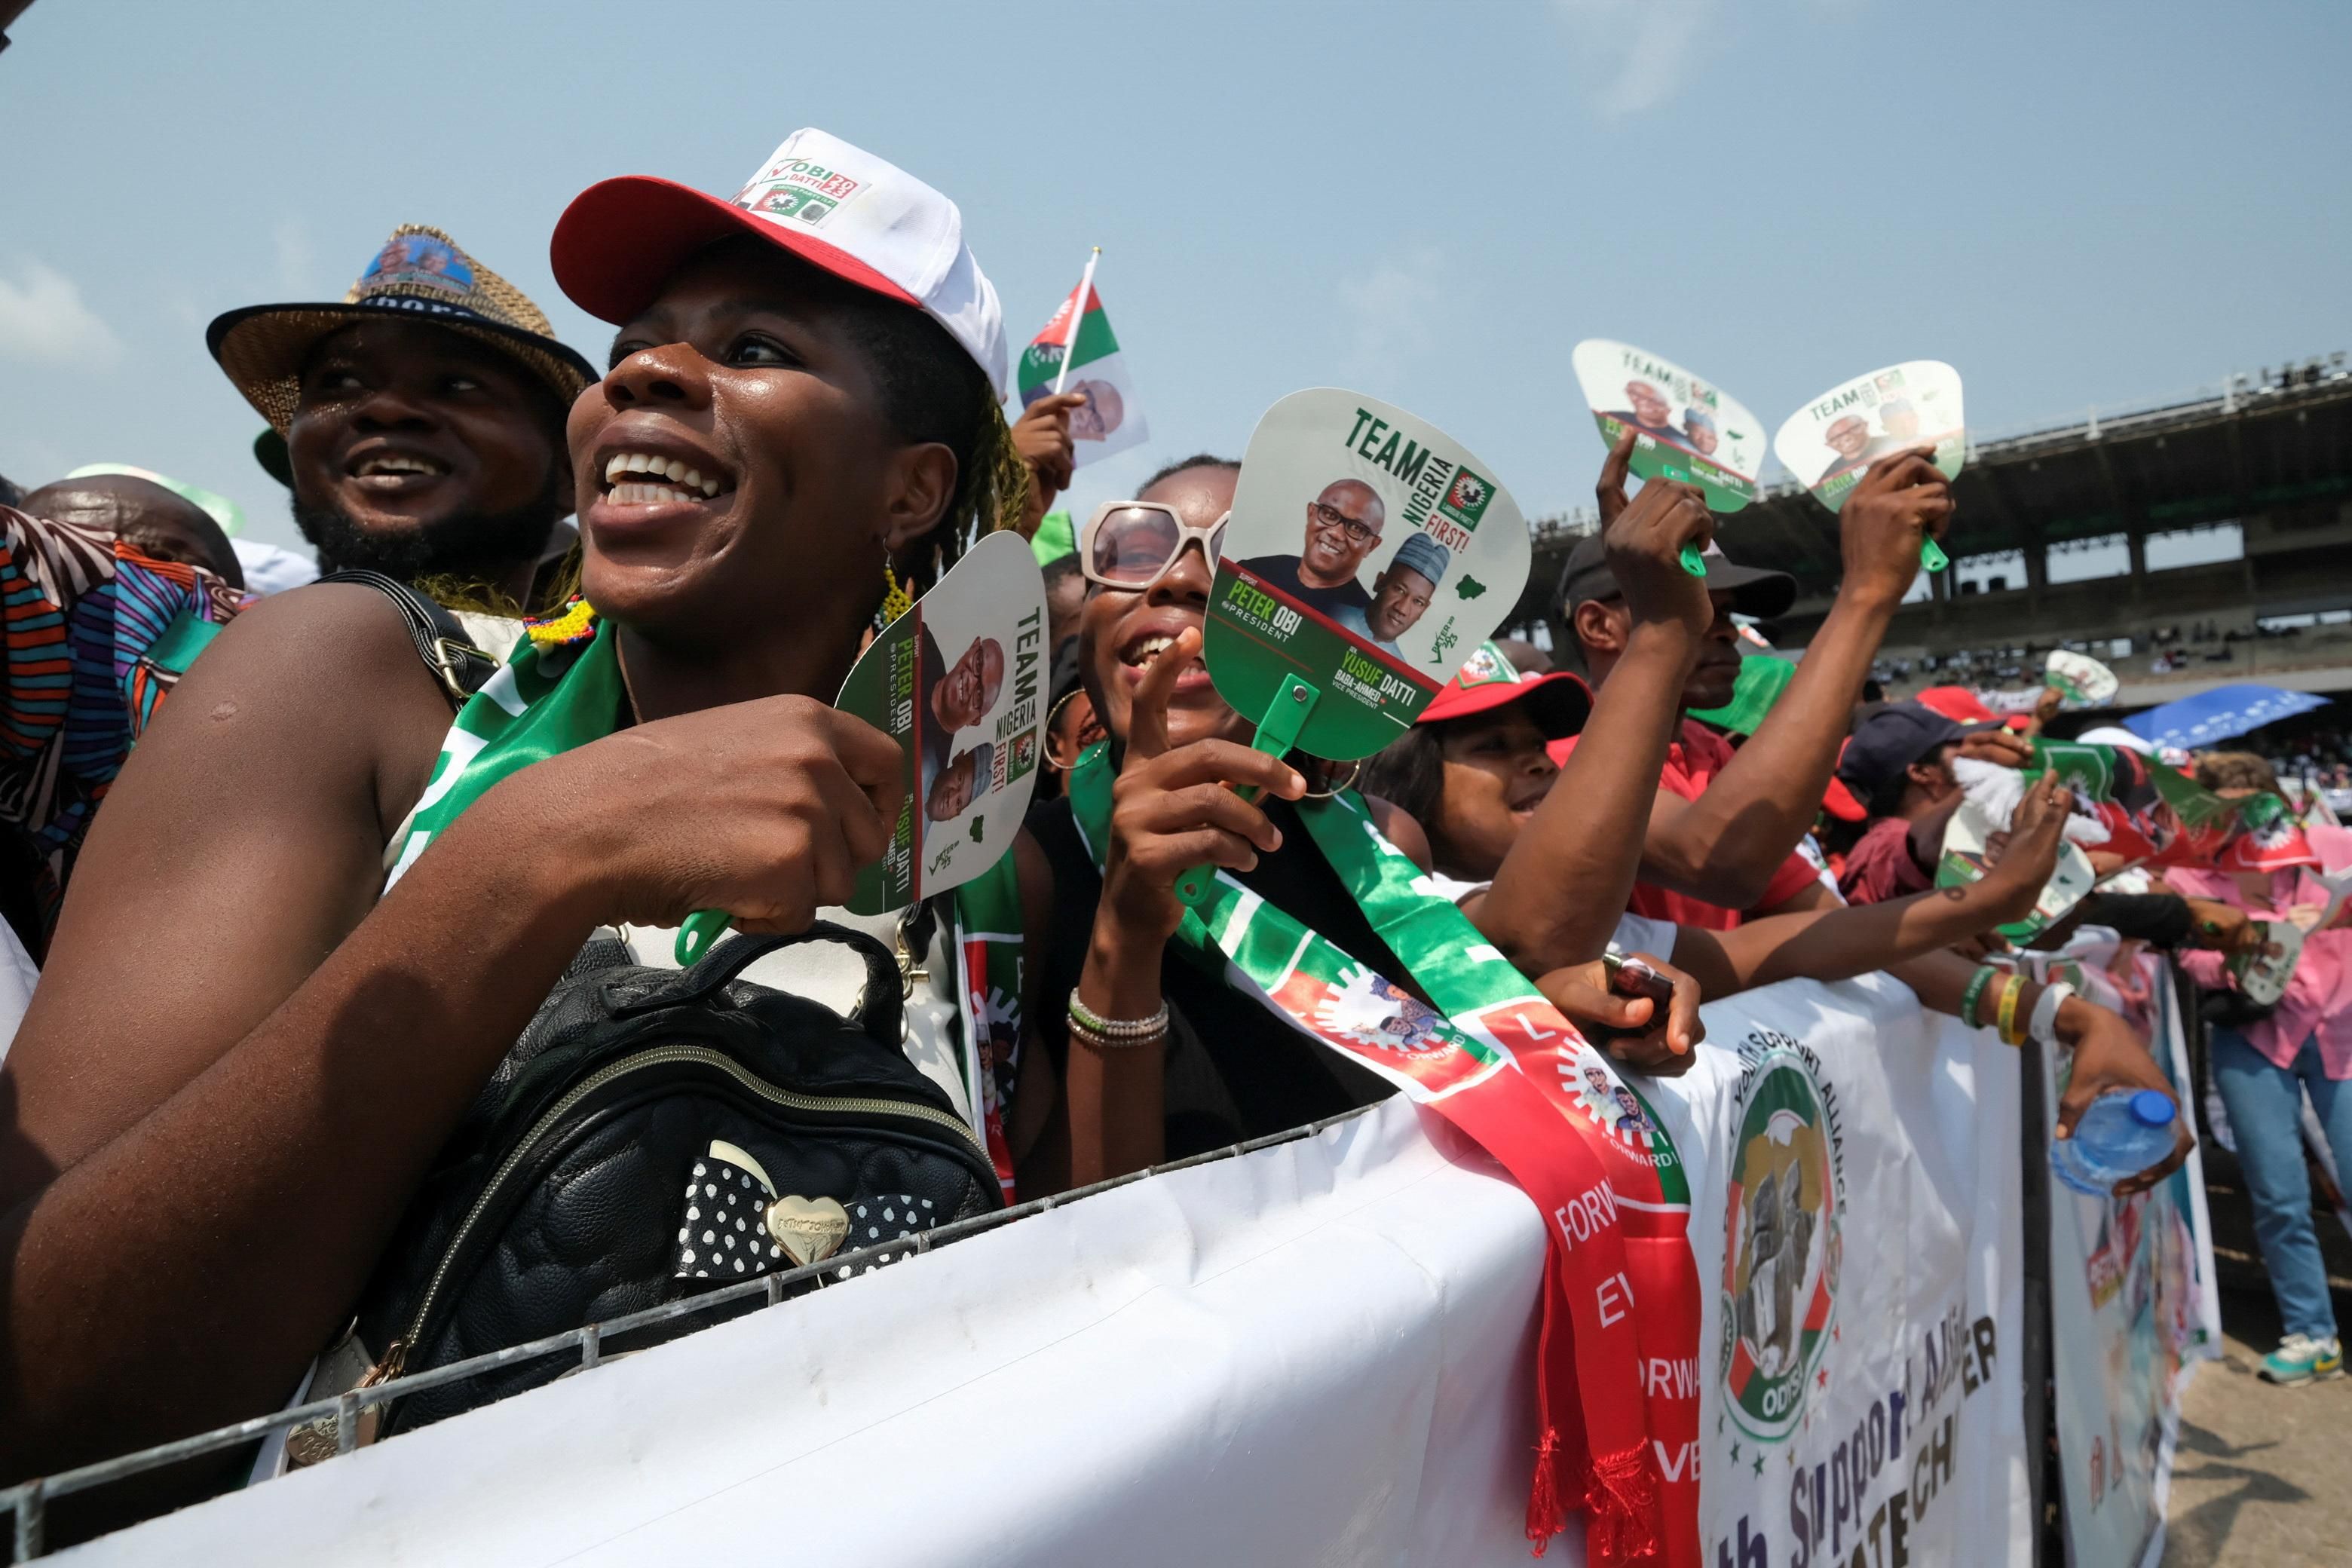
[1312,964,1459,1058]
[1441,469,1493,528]
[1719,1033,1844,1442]
[1560,1049,1682,1176]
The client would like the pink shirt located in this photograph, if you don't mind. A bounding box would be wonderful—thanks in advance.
[2166,822,2352,1077]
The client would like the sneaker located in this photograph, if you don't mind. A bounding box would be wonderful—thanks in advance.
[2258,1334,2345,1385]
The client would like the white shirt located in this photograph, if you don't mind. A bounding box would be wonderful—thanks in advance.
[1420,871,1677,962]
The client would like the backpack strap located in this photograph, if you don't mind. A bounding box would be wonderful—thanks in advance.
[611,923,904,1045]
[318,569,498,709]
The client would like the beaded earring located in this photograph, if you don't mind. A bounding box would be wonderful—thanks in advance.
[879,559,914,626]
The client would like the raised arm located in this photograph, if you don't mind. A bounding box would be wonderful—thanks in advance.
[1057,628,1305,1187]
[1639,453,1951,908]
[1476,446,1712,972]
[1670,774,2074,996]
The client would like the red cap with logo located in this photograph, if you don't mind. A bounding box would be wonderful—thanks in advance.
[1418,642,1593,737]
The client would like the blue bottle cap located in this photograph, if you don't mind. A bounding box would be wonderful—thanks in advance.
[2128,1089,2176,1126]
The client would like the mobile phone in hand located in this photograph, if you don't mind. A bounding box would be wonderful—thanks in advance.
[1587,951,1674,1041]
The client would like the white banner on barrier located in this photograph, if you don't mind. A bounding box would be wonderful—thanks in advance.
[68,978,2034,1567]
[1643,973,2032,1568]
[2033,945,2222,1568]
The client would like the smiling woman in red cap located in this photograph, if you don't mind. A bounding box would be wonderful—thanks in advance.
[0,128,1036,1508]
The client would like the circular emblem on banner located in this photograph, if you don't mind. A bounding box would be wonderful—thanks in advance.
[1718,1041,1843,1442]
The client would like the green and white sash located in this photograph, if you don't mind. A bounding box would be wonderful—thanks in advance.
[384,617,623,887]
[1067,747,1701,1565]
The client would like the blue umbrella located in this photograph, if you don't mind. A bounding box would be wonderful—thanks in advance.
[2124,683,2330,750]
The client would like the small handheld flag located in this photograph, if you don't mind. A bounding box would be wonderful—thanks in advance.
[1015,249,1150,469]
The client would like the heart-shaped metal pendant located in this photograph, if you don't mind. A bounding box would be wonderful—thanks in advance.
[765,1194,851,1267]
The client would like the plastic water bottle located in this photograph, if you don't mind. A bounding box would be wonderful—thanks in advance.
[2050,1089,2178,1195]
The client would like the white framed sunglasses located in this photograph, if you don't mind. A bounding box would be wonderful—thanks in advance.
[1076,501,1230,593]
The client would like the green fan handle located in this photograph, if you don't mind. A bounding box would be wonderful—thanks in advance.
[675,908,730,966]
[1175,674,1321,908]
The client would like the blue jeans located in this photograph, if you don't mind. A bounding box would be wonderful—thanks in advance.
[2210,1027,2352,1340]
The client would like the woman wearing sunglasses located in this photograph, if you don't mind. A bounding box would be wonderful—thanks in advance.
[1008,456,1722,1190]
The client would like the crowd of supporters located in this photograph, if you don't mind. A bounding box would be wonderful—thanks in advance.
[0,125,2338,1550]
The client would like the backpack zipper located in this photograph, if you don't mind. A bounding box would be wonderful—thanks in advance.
[390,1043,989,1370]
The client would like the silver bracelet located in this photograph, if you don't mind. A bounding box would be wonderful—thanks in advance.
[1067,988,1169,1046]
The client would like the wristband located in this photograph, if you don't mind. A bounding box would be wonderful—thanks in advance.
[1959,966,1998,1031]
[1995,974,2028,1047]
[2029,982,2075,1049]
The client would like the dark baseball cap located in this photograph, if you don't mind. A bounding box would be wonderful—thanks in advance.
[1554,534,1798,620]
[1834,700,1965,816]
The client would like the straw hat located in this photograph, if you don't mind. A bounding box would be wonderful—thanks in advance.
[207,224,597,434]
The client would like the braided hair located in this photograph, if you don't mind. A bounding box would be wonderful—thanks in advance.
[839,287,1029,610]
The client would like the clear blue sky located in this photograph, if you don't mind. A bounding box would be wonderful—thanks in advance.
[3,0,2347,557]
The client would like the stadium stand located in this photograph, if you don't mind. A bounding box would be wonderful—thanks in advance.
[1508,354,2352,707]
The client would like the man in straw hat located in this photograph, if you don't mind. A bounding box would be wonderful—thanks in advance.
[207,225,595,611]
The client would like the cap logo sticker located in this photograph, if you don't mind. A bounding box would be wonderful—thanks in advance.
[1456,644,1516,689]
[737,157,868,230]
[361,234,473,296]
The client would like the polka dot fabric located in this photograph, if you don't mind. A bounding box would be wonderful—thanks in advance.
[833,1195,938,1281]
[673,1154,938,1283]
[674,1156,783,1279]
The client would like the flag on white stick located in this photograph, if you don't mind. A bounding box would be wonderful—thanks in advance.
[1015,251,1149,467]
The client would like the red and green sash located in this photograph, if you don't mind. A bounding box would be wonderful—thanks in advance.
[1064,746,1699,1563]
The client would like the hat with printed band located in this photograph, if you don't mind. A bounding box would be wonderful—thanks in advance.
[1418,640,1594,738]
[208,225,596,436]
[552,128,1006,395]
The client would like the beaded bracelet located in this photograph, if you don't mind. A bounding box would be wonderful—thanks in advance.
[1995,973,2029,1047]
[1959,966,1998,1031]
[1067,989,1170,1049]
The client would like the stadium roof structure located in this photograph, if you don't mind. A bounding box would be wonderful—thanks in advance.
[1516,356,2352,627]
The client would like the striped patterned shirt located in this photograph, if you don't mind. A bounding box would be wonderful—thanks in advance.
[0,505,243,945]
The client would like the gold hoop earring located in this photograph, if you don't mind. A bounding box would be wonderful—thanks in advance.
[1043,689,1091,770]
[1297,758,1363,800]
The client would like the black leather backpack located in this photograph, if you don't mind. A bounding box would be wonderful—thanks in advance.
[332,924,1002,1441]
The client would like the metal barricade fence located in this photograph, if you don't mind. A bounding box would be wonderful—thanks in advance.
[2,1107,1374,1559]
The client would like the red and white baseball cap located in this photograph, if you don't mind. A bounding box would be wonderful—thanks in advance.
[1419,641,1594,737]
[551,128,1006,394]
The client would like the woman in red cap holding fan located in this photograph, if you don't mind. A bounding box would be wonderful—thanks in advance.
[0,130,1037,1504]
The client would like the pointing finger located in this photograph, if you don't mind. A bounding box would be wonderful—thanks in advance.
[1125,626,1196,764]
